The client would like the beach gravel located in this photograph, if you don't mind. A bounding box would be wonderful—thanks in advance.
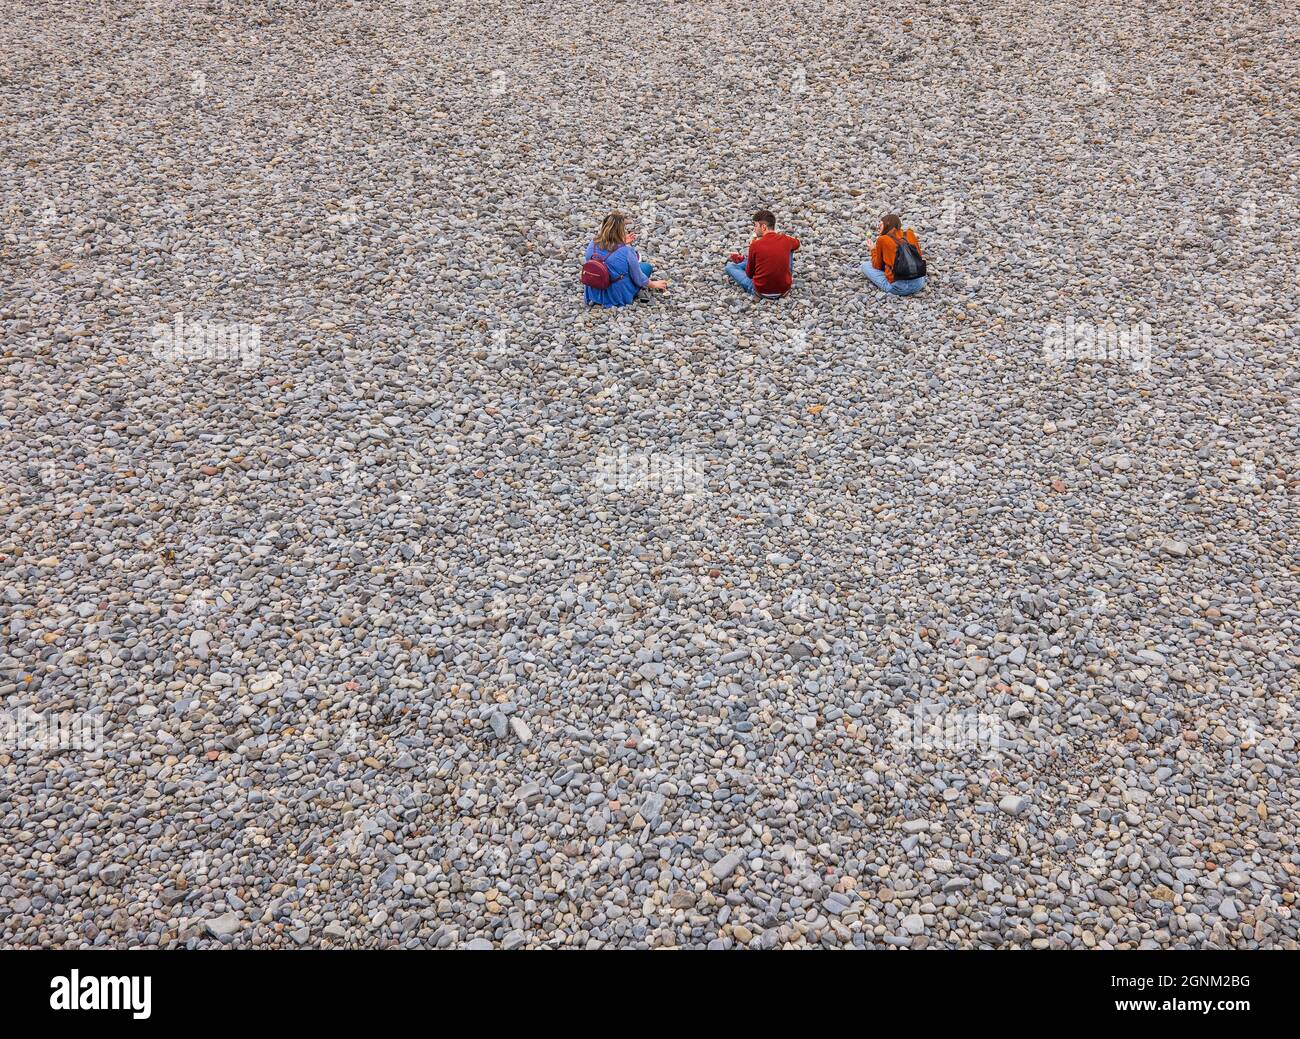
[0,1,1296,949]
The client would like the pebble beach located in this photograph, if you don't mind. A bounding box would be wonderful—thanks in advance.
[1,1,1297,949]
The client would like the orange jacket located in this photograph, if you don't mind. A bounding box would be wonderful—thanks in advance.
[871,229,922,283]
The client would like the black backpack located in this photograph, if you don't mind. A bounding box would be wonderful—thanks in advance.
[891,232,927,280]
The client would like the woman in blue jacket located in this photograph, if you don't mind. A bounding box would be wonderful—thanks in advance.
[583,212,668,307]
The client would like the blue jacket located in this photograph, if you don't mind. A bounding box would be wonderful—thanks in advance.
[583,242,648,307]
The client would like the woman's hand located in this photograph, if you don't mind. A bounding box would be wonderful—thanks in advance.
[624,231,637,245]
[648,279,667,290]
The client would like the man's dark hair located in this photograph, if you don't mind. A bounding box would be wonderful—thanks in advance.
[752,209,777,229]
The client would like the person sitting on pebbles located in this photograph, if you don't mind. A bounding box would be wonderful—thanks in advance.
[862,213,927,296]
[725,209,799,299]
[581,212,668,307]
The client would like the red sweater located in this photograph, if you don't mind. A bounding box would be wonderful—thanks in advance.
[746,232,800,295]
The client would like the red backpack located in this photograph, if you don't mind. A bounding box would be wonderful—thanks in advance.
[581,243,626,290]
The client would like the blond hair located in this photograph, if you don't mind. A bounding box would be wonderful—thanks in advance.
[594,212,628,252]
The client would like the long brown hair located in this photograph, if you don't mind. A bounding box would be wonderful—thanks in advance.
[881,213,903,239]
[595,212,628,251]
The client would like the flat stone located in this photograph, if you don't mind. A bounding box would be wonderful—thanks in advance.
[510,717,532,744]
[713,850,743,881]
[205,912,241,937]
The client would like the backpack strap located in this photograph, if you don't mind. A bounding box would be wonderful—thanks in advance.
[593,242,626,284]
[884,231,908,278]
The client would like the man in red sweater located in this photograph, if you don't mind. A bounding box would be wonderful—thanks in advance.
[725,210,799,298]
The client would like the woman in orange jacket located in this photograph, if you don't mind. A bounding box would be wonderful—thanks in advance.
[862,213,927,296]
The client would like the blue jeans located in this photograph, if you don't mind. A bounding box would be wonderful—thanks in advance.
[862,263,926,296]
[726,255,793,296]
